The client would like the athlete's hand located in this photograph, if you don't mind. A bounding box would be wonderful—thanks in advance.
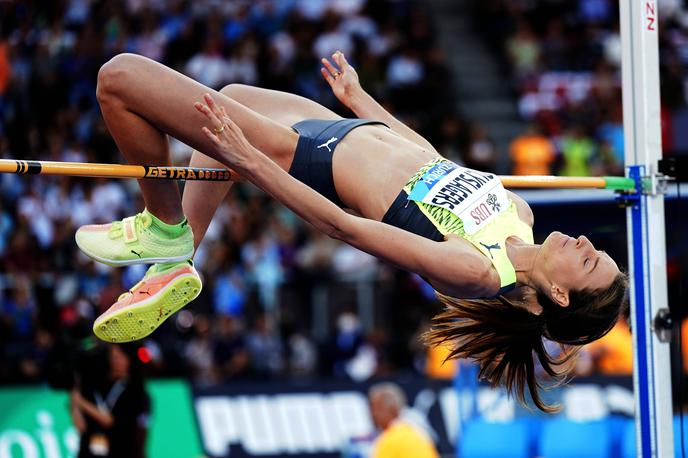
[321,51,361,107]
[196,93,255,175]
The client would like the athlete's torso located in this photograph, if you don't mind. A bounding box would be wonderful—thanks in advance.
[402,157,534,291]
[331,125,534,293]
[331,124,437,219]
[331,124,533,225]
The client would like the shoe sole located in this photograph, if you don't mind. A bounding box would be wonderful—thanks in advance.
[76,237,194,267]
[93,273,202,343]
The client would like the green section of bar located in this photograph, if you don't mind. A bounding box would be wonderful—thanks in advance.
[604,176,637,190]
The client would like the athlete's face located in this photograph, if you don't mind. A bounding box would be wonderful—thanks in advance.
[535,231,620,307]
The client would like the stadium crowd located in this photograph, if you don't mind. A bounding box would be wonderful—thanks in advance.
[6,0,683,387]
[0,0,456,386]
[475,0,688,176]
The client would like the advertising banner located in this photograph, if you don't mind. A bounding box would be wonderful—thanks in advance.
[192,376,634,458]
[0,379,202,458]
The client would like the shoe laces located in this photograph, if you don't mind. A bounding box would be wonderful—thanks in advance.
[108,212,152,240]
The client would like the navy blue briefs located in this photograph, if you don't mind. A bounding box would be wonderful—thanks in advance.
[289,118,388,208]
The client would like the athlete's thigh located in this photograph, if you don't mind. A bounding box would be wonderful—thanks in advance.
[99,54,298,168]
[220,84,342,127]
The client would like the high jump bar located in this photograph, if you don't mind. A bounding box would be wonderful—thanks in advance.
[0,159,637,190]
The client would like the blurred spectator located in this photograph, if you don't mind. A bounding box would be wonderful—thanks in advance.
[241,227,284,310]
[332,243,378,281]
[327,310,366,379]
[506,19,541,80]
[596,102,624,174]
[70,344,150,458]
[425,343,457,380]
[184,314,217,386]
[186,35,229,89]
[313,10,354,58]
[585,320,633,375]
[213,315,250,381]
[0,200,14,256]
[287,331,318,377]
[1,275,35,342]
[245,312,284,378]
[296,228,338,279]
[212,258,247,318]
[368,382,439,458]
[433,112,466,164]
[509,123,557,175]
[4,228,40,275]
[465,123,498,172]
[558,125,598,176]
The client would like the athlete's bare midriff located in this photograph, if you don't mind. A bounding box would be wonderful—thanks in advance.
[331,124,437,220]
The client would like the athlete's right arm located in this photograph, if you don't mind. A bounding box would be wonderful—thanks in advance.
[320,52,438,154]
[244,149,496,298]
[198,95,497,298]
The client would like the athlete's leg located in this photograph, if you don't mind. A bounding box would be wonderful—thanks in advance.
[181,152,234,248]
[220,83,342,126]
[91,72,346,341]
[182,84,343,248]
[96,53,299,224]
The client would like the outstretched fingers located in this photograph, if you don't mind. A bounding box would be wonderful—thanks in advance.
[204,93,225,121]
[320,66,335,85]
[321,57,340,78]
[195,95,224,145]
[195,100,222,131]
[332,51,349,69]
[196,94,246,151]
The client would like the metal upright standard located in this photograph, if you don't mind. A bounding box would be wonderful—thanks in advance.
[620,1,673,456]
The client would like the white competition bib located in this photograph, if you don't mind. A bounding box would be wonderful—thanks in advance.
[407,161,510,235]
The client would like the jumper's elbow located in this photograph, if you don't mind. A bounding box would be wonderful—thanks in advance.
[465,261,499,298]
[321,213,354,242]
[322,223,346,241]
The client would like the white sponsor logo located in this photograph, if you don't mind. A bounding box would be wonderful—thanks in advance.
[196,391,372,456]
[419,165,510,234]
[0,411,78,458]
[316,137,338,153]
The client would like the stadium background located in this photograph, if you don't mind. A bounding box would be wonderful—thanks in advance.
[0,0,687,457]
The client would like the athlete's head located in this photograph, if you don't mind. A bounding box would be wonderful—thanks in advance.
[424,232,629,412]
[532,231,621,309]
[529,230,628,347]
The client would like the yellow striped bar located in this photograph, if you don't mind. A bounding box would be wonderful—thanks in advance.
[0,159,637,190]
[0,159,233,181]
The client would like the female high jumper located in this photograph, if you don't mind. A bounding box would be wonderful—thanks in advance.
[75,52,627,411]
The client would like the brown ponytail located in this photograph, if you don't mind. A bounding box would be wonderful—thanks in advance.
[423,272,629,412]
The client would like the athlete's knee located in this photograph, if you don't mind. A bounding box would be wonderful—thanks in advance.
[219,83,250,100]
[96,53,140,105]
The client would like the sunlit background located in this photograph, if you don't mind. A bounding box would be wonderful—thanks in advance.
[1,0,688,457]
